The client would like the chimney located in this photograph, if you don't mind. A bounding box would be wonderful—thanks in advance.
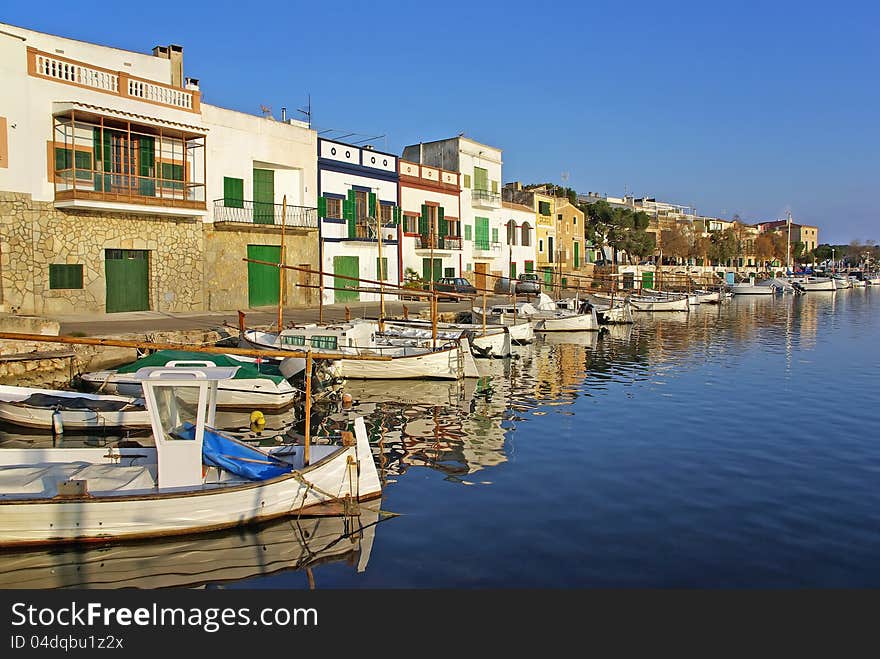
[152,44,184,88]
[281,107,287,121]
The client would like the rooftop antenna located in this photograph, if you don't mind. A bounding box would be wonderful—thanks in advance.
[296,94,311,128]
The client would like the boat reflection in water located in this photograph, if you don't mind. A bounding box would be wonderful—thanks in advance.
[0,504,383,589]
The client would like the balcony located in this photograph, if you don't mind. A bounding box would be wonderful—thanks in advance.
[213,199,318,230]
[416,236,462,251]
[52,109,206,217]
[471,188,501,209]
[472,240,502,257]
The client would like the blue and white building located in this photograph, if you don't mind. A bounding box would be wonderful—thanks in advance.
[317,139,400,305]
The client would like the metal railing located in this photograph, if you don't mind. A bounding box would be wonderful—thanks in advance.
[213,199,318,228]
[471,188,501,206]
[473,240,502,254]
[418,235,462,250]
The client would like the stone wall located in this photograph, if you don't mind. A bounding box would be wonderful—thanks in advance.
[204,225,319,311]
[0,192,204,315]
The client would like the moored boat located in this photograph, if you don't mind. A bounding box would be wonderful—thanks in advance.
[0,366,382,547]
[0,385,150,430]
[628,293,690,311]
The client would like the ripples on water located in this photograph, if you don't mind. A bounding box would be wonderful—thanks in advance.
[2,290,878,588]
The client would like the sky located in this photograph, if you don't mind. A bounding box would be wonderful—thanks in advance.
[4,0,878,243]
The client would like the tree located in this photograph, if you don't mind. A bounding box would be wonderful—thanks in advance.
[582,199,616,263]
[770,232,789,264]
[661,224,690,264]
[754,233,775,270]
[791,241,807,263]
[707,227,737,267]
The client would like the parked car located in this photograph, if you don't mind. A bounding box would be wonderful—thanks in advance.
[515,273,541,296]
[434,277,477,301]
[494,276,516,294]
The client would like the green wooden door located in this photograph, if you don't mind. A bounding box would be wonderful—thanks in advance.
[642,271,654,290]
[422,258,442,282]
[105,249,149,313]
[543,267,553,285]
[247,244,281,307]
[253,168,275,224]
[333,256,361,302]
[334,256,360,303]
[509,262,517,279]
[475,217,489,250]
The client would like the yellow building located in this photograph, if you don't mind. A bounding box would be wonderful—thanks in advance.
[554,198,584,285]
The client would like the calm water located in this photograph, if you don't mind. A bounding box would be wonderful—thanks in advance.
[4,290,879,588]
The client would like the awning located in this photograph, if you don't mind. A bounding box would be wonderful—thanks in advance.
[52,101,207,137]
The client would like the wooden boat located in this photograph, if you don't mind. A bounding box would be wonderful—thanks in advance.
[791,277,835,292]
[628,293,690,311]
[0,505,381,589]
[243,322,479,380]
[693,289,723,304]
[728,281,778,295]
[866,274,880,285]
[0,366,381,547]
[469,305,537,343]
[80,350,298,411]
[379,318,514,358]
[533,307,602,331]
[0,385,150,430]
[641,288,700,305]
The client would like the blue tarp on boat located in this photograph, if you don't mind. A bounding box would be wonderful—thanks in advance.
[174,422,292,481]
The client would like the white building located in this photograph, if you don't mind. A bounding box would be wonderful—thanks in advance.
[500,201,537,279]
[0,22,208,314]
[398,159,462,282]
[402,136,506,292]
[317,138,400,305]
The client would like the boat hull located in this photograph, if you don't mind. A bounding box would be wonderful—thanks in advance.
[0,386,150,430]
[534,309,601,331]
[629,296,690,311]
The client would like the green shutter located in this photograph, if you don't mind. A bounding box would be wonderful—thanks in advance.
[474,167,488,191]
[317,196,327,218]
[92,128,111,191]
[54,147,70,171]
[422,258,442,282]
[224,177,244,208]
[509,262,517,279]
[525,260,534,272]
[491,227,499,244]
[574,242,580,268]
[138,136,155,196]
[463,174,471,189]
[393,206,401,225]
[438,206,447,238]
[464,225,472,241]
[475,217,489,249]
[376,257,388,280]
[368,192,377,219]
[419,204,429,237]
[491,180,498,193]
[49,264,83,290]
[253,168,275,224]
[344,190,357,238]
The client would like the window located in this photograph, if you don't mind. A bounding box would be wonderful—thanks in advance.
[539,239,544,253]
[491,227,499,244]
[525,260,534,273]
[521,223,532,247]
[54,147,92,180]
[159,162,184,190]
[446,219,461,237]
[355,190,368,221]
[474,166,488,191]
[464,225,472,241]
[49,264,83,290]
[507,220,518,246]
[557,213,562,222]
[380,203,393,224]
[548,236,554,262]
[223,177,244,208]
[326,197,342,218]
[444,267,455,278]
[573,217,577,226]
[463,174,471,189]
[404,214,419,234]
[466,262,473,271]
[539,201,551,216]
[491,180,498,194]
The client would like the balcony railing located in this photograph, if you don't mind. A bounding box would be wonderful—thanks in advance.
[418,236,462,250]
[471,188,501,208]
[213,199,318,229]
[473,240,502,255]
[55,169,205,211]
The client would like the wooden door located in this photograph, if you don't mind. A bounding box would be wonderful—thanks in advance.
[474,262,488,291]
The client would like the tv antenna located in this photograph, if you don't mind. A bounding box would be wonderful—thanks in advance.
[561,171,570,184]
[296,94,311,128]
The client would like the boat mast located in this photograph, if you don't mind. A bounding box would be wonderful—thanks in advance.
[786,210,792,274]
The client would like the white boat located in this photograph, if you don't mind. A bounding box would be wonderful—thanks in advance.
[595,299,634,324]
[0,506,381,589]
[866,274,880,285]
[243,322,479,380]
[80,350,297,411]
[0,385,150,430]
[693,289,723,304]
[791,277,836,292]
[728,281,778,295]
[533,308,602,331]
[831,275,852,290]
[628,293,690,311]
[469,304,540,343]
[849,276,867,288]
[0,366,382,547]
[380,318,515,358]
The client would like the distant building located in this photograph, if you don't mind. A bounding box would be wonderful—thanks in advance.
[500,200,536,280]
[402,136,506,292]
[757,219,819,254]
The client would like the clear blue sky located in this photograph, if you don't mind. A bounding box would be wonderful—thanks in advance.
[5,0,878,243]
